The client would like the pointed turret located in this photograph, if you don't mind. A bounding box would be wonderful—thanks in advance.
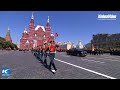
[31,12,34,19]
[46,16,51,29]
[45,16,51,40]
[29,12,35,33]
[76,40,83,49]
[78,40,83,49]
[47,16,49,23]
[24,26,28,33]
[5,26,12,43]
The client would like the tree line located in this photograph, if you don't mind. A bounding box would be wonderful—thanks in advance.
[0,37,18,50]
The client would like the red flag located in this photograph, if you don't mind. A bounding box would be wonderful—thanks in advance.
[55,33,58,37]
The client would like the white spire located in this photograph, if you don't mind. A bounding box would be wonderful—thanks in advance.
[25,26,27,30]
[31,12,34,19]
[78,40,83,49]
[47,16,49,23]
[24,26,27,33]
[8,26,10,31]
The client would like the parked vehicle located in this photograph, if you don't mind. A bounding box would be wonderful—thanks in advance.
[66,48,87,57]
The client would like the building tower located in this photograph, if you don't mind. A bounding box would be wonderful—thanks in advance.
[28,12,35,48]
[20,13,54,50]
[20,27,29,49]
[5,27,12,43]
[28,12,35,38]
[76,40,83,49]
[79,40,83,49]
[45,16,51,41]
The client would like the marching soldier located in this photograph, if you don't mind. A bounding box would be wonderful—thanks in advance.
[96,48,99,55]
[94,49,97,55]
[101,48,103,55]
[43,43,49,66]
[48,41,57,74]
[112,48,114,55]
[39,45,43,62]
[109,48,112,55]
[98,48,101,55]
[118,49,120,56]
[36,47,39,57]
[91,48,95,55]
[90,50,92,55]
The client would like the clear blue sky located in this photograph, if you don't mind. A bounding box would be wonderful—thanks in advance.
[0,11,120,45]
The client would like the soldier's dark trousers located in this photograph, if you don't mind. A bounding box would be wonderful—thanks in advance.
[49,53,57,71]
[44,52,48,65]
[39,52,43,61]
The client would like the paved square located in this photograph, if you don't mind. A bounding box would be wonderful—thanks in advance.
[0,50,120,79]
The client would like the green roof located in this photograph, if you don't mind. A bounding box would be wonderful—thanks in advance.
[6,30,10,36]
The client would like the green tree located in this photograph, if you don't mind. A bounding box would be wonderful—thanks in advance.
[0,36,18,50]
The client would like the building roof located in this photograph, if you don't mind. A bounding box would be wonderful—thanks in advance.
[35,25,45,32]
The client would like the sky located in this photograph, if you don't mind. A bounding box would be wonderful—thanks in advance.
[0,11,120,46]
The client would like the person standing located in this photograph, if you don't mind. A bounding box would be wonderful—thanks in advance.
[39,45,43,62]
[49,41,57,74]
[109,48,112,55]
[98,48,101,55]
[101,48,104,55]
[90,50,92,55]
[43,43,49,66]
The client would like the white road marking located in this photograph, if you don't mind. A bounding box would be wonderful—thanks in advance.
[61,55,70,57]
[85,56,120,62]
[81,59,105,63]
[59,54,105,63]
[87,55,120,59]
[55,58,116,79]
[81,59,88,60]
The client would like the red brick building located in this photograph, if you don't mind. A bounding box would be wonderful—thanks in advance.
[5,27,12,43]
[20,13,54,50]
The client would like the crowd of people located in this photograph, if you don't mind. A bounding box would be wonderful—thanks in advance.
[31,40,57,74]
[89,49,104,55]
[109,48,120,56]
[87,48,120,56]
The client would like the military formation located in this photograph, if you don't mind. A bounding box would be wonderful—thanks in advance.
[31,40,57,74]
[109,48,120,56]
[88,48,120,56]
[89,48,104,55]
